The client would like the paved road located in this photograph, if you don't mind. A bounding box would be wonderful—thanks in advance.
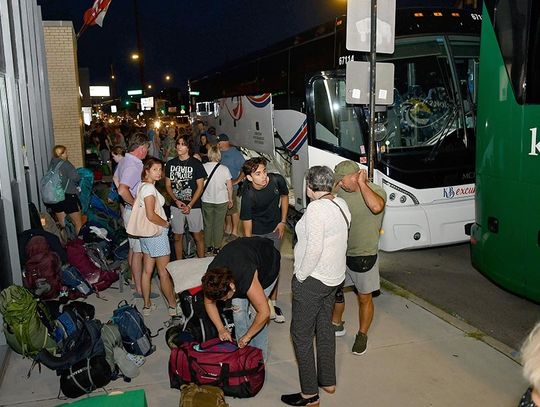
[379,243,540,351]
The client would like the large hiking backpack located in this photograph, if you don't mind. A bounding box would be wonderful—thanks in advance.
[169,338,265,398]
[41,160,67,204]
[111,301,155,356]
[36,316,105,372]
[101,322,123,372]
[18,229,67,265]
[23,236,62,300]
[179,287,234,344]
[0,286,56,357]
[59,355,111,398]
[66,239,118,293]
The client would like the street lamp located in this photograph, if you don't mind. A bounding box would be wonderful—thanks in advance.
[165,75,171,81]
[147,84,153,89]
[131,53,140,60]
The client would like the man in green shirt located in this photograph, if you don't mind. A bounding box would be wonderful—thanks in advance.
[331,160,386,355]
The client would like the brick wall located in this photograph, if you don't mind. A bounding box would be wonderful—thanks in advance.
[43,22,84,168]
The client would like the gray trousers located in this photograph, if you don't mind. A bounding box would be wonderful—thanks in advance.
[290,275,338,394]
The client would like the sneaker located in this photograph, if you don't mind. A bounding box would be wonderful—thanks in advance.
[126,352,145,367]
[168,305,178,317]
[142,303,157,316]
[213,248,220,255]
[333,321,347,337]
[272,306,285,323]
[206,246,214,254]
[352,332,368,355]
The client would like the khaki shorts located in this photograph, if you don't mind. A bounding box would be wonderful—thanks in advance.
[343,257,380,294]
[226,194,240,215]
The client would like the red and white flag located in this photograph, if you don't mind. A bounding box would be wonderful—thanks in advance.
[83,0,112,27]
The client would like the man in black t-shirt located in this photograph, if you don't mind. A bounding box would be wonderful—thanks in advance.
[202,237,281,361]
[240,157,289,323]
[165,134,207,259]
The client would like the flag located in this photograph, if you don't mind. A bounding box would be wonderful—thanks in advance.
[83,0,112,28]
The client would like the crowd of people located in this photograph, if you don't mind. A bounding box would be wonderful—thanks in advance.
[46,117,391,406]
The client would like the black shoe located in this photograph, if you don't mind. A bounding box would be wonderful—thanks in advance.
[213,247,220,255]
[281,393,319,406]
[206,246,214,254]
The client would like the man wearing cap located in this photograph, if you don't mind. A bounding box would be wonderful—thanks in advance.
[331,160,386,355]
[217,133,245,239]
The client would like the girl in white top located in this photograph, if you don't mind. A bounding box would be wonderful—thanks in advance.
[282,166,351,406]
[137,158,177,317]
[201,146,233,255]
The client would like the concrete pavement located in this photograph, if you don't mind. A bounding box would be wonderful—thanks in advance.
[0,254,526,406]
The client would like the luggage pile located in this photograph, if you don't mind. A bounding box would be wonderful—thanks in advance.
[0,286,155,399]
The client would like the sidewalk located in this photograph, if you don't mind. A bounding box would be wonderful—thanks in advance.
[0,255,526,406]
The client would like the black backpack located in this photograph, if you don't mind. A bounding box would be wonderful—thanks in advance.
[179,288,234,343]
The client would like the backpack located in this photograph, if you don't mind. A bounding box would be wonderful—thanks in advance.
[66,239,118,293]
[179,287,234,344]
[23,236,62,300]
[41,160,67,204]
[60,265,93,299]
[101,322,123,372]
[111,300,155,356]
[180,383,229,407]
[0,285,56,357]
[18,229,67,265]
[169,338,265,398]
[36,317,105,372]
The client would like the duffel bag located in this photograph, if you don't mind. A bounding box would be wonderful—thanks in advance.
[169,338,265,398]
[60,355,112,398]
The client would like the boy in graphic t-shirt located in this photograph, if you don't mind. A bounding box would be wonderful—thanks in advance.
[240,157,289,323]
[165,134,207,259]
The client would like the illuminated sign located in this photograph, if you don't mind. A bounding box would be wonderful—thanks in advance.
[127,89,143,96]
[189,91,200,96]
[89,86,110,97]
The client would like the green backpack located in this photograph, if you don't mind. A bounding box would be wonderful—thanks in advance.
[180,384,229,407]
[0,285,56,357]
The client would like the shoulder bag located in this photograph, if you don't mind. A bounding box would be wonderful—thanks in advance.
[126,183,162,237]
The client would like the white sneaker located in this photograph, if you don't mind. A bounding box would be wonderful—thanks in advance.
[272,306,285,323]
[142,303,156,316]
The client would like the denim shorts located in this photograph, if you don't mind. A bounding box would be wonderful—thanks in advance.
[140,228,171,258]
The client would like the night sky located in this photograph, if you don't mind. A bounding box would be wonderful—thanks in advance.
[37,0,470,95]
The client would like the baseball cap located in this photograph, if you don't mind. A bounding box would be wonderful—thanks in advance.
[334,160,360,183]
[216,133,229,142]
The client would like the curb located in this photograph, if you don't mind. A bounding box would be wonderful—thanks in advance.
[380,278,522,365]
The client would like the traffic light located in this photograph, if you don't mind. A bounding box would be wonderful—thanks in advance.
[125,100,130,106]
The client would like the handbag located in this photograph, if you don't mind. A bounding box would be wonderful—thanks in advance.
[126,183,162,237]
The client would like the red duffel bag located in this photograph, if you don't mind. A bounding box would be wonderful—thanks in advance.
[169,338,265,398]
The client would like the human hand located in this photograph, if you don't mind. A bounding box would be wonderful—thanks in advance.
[218,328,232,342]
[357,169,368,186]
[227,199,233,209]
[181,204,191,215]
[237,335,251,348]
[273,222,286,239]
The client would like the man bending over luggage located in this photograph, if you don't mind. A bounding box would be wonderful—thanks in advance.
[201,237,280,361]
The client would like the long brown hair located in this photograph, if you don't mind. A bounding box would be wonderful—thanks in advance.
[141,157,163,181]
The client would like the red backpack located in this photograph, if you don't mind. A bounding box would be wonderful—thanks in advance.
[23,236,62,299]
[65,239,118,293]
[169,338,265,398]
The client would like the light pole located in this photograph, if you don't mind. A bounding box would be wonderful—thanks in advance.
[133,0,145,92]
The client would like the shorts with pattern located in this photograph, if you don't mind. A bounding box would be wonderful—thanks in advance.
[140,227,171,257]
[170,206,203,234]
[343,257,380,294]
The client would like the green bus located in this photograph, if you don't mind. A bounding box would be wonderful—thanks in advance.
[470,0,540,301]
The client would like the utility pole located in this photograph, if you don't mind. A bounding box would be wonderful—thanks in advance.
[133,0,145,92]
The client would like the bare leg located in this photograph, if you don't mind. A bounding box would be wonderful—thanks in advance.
[68,210,84,235]
[192,231,205,258]
[224,215,232,235]
[358,293,374,334]
[55,211,67,227]
[131,251,143,295]
[231,212,241,236]
[142,253,156,308]
[173,233,183,260]
[269,276,279,301]
[332,302,345,325]
[156,255,176,307]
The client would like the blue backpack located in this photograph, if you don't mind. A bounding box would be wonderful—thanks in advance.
[111,300,155,356]
[41,161,68,204]
[60,265,93,298]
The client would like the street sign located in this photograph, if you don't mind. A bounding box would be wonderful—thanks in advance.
[345,61,394,105]
[168,106,177,113]
[127,89,143,95]
[111,105,117,113]
[141,96,154,110]
[346,0,396,54]
[189,91,200,96]
[89,86,110,97]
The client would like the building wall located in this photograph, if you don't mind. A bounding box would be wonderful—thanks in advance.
[43,22,84,167]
